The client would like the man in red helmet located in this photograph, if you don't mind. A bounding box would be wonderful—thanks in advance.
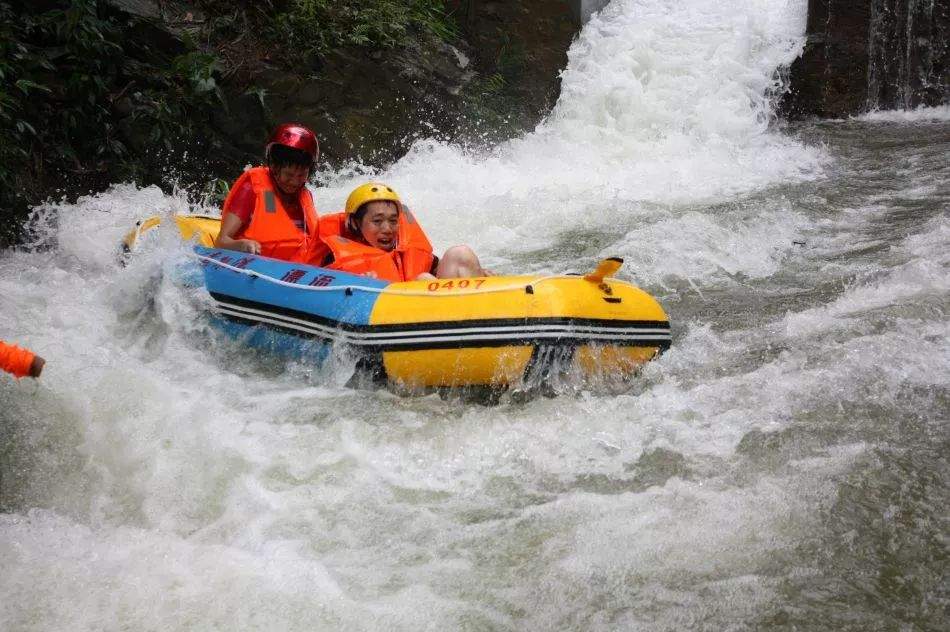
[215,123,329,264]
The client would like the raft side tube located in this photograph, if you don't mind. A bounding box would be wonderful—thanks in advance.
[121,214,221,254]
[370,275,670,387]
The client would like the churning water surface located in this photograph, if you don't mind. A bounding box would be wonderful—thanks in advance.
[2,0,948,630]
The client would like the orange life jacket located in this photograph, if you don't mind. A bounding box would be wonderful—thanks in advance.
[222,166,327,263]
[0,340,39,379]
[318,209,435,282]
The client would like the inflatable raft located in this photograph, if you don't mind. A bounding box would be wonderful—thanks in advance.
[124,215,672,389]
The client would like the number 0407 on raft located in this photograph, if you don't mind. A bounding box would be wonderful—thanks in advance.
[427,279,487,292]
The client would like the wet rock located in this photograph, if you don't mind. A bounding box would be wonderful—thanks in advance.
[106,0,160,20]
[102,0,188,57]
[448,0,577,122]
[569,0,612,25]
[296,80,324,107]
[213,91,269,156]
[258,35,476,165]
[782,0,950,118]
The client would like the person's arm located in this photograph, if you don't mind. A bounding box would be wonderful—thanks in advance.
[0,341,44,379]
[215,213,261,254]
[215,180,261,254]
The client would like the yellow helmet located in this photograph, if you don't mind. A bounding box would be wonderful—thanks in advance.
[345,182,402,215]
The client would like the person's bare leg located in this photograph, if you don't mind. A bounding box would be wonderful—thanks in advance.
[436,245,488,278]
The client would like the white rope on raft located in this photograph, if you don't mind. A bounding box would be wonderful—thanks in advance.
[190,252,610,297]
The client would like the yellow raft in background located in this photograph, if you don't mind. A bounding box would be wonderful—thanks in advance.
[124,215,672,389]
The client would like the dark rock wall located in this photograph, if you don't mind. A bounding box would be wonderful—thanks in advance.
[867,0,950,110]
[140,0,575,166]
[783,0,950,118]
[215,36,477,167]
[569,0,612,25]
[449,0,576,121]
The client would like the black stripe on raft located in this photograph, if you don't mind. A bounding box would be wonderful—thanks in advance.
[210,293,672,352]
[215,302,671,341]
[210,292,672,334]
[215,311,673,352]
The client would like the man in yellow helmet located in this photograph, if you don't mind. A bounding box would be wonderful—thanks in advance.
[316,182,489,282]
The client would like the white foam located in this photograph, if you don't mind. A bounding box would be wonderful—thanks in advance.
[784,214,950,337]
[313,0,824,266]
[857,104,950,123]
[610,205,810,287]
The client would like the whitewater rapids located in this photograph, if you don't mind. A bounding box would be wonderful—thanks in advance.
[2,1,948,629]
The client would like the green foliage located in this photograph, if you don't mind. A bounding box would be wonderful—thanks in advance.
[272,0,458,57]
[459,37,530,139]
[0,0,231,246]
[200,177,232,206]
[477,73,507,97]
[0,0,463,247]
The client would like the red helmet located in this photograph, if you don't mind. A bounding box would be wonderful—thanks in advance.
[266,123,319,162]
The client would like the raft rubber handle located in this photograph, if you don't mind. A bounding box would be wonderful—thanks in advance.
[584,257,624,284]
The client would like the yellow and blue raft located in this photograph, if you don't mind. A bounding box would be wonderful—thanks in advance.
[123,215,672,389]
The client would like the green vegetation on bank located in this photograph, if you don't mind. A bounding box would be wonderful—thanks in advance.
[0,0,561,250]
[271,0,458,56]
[198,0,456,59]
[0,0,231,247]
[0,0,459,248]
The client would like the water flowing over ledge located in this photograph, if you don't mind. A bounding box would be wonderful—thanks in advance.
[857,103,950,122]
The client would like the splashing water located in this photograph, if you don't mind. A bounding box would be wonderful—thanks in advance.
[316,0,824,264]
[3,1,949,630]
